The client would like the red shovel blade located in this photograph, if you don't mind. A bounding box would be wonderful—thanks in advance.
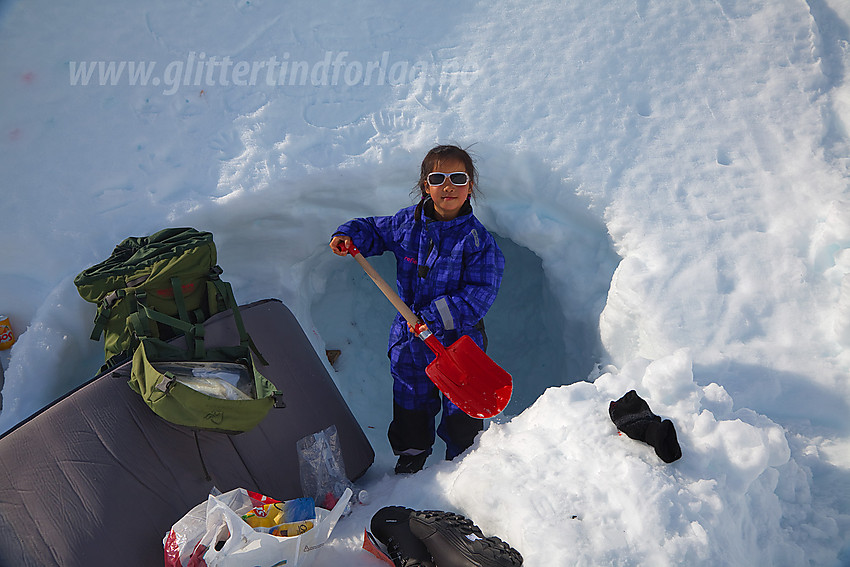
[422,334,512,419]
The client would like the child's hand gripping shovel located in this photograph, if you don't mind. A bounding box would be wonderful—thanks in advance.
[345,244,512,419]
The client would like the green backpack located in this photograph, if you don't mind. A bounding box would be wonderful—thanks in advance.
[75,227,283,434]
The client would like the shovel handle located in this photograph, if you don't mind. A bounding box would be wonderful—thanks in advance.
[347,244,426,334]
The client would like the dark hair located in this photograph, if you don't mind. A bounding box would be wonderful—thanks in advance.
[414,144,478,201]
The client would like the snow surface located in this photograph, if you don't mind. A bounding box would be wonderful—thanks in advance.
[1,0,850,564]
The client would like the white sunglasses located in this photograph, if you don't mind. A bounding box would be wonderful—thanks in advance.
[427,171,470,186]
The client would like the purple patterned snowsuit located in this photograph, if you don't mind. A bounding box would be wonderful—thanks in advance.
[335,199,505,459]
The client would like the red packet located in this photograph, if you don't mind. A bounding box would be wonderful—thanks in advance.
[246,490,281,507]
[362,529,394,566]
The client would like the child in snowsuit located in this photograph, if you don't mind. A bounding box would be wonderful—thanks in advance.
[330,145,505,474]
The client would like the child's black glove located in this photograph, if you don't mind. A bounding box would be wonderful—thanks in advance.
[609,390,682,463]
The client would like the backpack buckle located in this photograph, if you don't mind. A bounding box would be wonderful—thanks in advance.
[155,372,176,393]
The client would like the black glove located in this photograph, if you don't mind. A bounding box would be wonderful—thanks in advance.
[609,390,682,463]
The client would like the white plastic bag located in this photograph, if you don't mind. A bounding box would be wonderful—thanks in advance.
[164,487,351,567]
[164,487,256,567]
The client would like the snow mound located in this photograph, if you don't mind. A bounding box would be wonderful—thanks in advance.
[437,350,803,566]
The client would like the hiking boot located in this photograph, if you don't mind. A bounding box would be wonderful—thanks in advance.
[395,452,428,474]
[371,506,435,567]
[409,510,523,567]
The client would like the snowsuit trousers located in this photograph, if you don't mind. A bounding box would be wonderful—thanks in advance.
[387,341,483,461]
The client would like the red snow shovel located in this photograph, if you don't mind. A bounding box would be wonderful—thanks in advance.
[347,244,512,418]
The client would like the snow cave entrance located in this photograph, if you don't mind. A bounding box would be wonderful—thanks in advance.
[310,234,611,419]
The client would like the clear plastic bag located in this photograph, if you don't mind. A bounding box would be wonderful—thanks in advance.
[152,361,254,400]
[296,425,355,510]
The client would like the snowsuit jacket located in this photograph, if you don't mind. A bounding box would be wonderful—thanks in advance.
[335,199,505,391]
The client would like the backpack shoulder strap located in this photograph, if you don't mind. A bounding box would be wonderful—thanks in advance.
[208,273,269,366]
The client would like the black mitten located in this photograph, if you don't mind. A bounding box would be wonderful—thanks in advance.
[609,390,682,463]
[645,418,682,464]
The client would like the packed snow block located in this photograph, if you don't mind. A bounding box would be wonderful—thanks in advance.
[0,298,373,567]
